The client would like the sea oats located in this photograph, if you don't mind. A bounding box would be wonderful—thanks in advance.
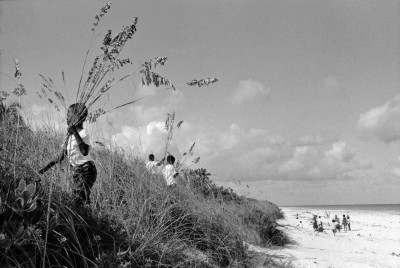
[12,83,26,97]
[54,91,65,107]
[41,88,47,97]
[92,3,111,31]
[189,142,196,154]
[13,59,21,79]
[187,77,219,87]
[192,157,200,164]
[1,91,10,98]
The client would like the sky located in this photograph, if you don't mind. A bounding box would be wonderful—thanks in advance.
[1,0,400,206]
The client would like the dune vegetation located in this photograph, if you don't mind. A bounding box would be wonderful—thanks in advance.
[0,111,291,267]
[0,3,292,267]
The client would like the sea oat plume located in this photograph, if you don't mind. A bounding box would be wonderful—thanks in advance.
[92,3,112,31]
[187,77,219,87]
[13,59,22,79]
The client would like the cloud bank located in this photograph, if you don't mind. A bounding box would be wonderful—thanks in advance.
[358,94,400,143]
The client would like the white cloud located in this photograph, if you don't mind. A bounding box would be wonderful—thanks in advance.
[112,122,183,158]
[205,123,371,182]
[192,122,370,182]
[112,118,372,184]
[220,124,241,149]
[232,79,269,104]
[279,158,304,173]
[22,104,64,131]
[324,141,354,162]
[358,94,400,143]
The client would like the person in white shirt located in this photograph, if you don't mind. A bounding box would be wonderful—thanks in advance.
[146,154,163,174]
[297,221,303,228]
[162,155,178,187]
[39,103,97,205]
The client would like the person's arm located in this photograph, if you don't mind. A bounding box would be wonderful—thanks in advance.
[172,165,179,178]
[156,157,165,166]
[68,125,90,156]
[39,147,67,174]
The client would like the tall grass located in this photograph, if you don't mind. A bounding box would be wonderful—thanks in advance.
[0,106,291,267]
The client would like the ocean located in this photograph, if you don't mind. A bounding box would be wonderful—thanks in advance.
[283,204,400,213]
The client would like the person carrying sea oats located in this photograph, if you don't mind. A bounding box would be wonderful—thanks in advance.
[39,103,97,205]
[162,155,178,187]
[146,154,163,174]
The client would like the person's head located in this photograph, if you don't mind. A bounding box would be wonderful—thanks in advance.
[166,155,175,165]
[343,214,345,217]
[332,219,335,222]
[347,215,350,219]
[148,154,155,161]
[67,103,88,126]
[319,216,321,218]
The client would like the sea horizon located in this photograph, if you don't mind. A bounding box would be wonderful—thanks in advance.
[281,203,400,212]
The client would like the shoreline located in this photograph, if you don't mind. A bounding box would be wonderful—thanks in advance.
[252,207,400,268]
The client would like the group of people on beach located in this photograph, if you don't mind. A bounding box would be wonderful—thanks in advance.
[311,214,351,236]
[38,103,179,207]
[331,214,351,235]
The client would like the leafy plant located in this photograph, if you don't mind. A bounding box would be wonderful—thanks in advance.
[11,179,38,214]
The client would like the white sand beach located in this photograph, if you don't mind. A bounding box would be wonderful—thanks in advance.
[253,207,400,268]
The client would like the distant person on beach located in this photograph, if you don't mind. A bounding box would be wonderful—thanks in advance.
[297,221,303,228]
[317,216,323,227]
[316,216,324,232]
[335,219,341,233]
[39,103,97,206]
[342,215,348,231]
[331,219,338,235]
[335,215,341,232]
[162,155,178,187]
[312,215,318,230]
[347,215,351,231]
[146,154,163,174]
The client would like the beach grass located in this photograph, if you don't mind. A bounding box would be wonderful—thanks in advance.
[0,106,291,267]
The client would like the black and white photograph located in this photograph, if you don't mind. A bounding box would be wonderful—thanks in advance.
[0,1,399,267]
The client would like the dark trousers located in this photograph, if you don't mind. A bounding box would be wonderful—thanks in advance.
[72,161,97,205]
